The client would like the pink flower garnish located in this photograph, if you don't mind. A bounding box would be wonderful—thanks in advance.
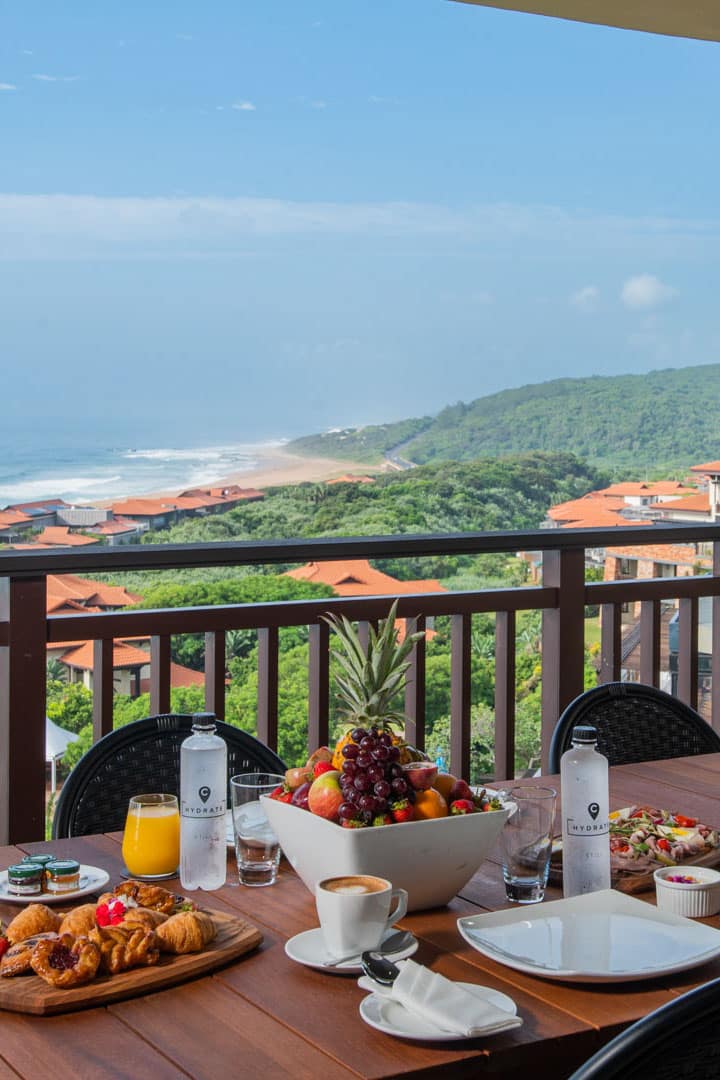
[95,897,127,926]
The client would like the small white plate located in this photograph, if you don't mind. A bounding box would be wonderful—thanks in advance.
[458,889,720,983]
[359,982,518,1041]
[285,926,418,974]
[0,865,110,905]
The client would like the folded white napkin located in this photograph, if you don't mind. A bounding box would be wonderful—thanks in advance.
[358,958,523,1038]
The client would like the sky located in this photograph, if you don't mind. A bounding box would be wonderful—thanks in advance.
[1,0,719,447]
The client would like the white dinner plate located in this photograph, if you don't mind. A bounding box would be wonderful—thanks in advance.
[359,982,518,1041]
[458,889,720,983]
[285,926,418,974]
[0,864,110,905]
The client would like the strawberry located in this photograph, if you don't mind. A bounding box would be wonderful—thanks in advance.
[372,813,393,827]
[313,760,336,779]
[0,937,8,960]
[450,798,475,815]
[390,799,414,824]
[269,784,293,803]
[341,816,367,829]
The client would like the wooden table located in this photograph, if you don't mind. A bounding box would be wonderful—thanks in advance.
[3,754,720,1080]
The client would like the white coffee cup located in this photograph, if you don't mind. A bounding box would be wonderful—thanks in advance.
[315,874,408,959]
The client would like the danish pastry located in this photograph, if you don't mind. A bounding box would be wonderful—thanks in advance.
[30,933,101,988]
[0,933,59,977]
[155,911,216,954]
[113,881,176,915]
[58,903,98,937]
[87,924,160,974]
[120,906,168,930]
[6,904,62,945]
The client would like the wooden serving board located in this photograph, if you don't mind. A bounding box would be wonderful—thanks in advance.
[549,843,720,894]
[0,909,262,1016]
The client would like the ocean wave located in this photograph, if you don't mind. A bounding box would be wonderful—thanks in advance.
[0,474,124,501]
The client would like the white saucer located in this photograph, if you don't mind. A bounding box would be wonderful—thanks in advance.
[359,982,518,1041]
[285,927,418,974]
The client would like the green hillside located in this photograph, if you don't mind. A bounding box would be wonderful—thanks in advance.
[287,364,720,473]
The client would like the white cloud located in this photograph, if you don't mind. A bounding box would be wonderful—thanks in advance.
[369,95,401,105]
[32,73,80,83]
[176,33,193,41]
[22,50,33,56]
[311,100,327,109]
[0,83,16,91]
[231,101,256,111]
[621,273,677,310]
[571,285,599,311]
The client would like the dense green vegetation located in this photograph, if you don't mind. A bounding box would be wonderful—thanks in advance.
[287,364,720,473]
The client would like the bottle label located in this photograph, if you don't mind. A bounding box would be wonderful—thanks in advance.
[181,786,226,818]
[565,800,609,836]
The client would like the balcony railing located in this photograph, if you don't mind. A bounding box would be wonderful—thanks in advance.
[2,523,720,843]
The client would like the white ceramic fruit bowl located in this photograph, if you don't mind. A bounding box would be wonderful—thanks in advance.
[262,793,513,911]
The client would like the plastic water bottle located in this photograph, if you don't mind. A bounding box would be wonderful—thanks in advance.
[560,725,611,897]
[180,712,227,891]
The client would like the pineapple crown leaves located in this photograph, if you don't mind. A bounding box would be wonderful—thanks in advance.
[322,600,425,723]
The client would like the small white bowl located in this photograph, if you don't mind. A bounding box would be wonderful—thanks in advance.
[654,866,720,918]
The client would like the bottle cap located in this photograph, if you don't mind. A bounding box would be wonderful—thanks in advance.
[571,725,598,744]
[192,712,217,731]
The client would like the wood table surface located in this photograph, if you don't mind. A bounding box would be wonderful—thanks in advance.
[3,754,720,1080]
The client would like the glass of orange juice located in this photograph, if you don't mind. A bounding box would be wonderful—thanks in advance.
[121,793,180,879]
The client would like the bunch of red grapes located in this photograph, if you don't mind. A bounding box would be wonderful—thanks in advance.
[338,726,415,824]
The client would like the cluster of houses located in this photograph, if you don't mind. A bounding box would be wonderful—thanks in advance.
[0,485,265,548]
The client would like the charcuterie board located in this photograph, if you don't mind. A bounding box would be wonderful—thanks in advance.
[0,908,262,1016]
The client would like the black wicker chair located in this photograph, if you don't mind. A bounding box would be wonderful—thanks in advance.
[548,682,720,773]
[53,714,286,838]
[568,976,720,1079]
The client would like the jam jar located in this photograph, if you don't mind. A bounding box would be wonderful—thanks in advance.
[7,862,43,896]
[45,859,81,894]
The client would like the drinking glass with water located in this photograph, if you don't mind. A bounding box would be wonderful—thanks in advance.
[231,773,285,887]
[501,786,557,904]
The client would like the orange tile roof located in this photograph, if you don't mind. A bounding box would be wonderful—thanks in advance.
[560,513,649,529]
[0,509,33,527]
[606,543,711,567]
[60,640,150,670]
[285,559,446,595]
[599,481,695,497]
[658,493,711,513]
[110,499,181,516]
[46,574,141,611]
[33,527,100,547]
[548,495,626,521]
[690,461,720,473]
[88,520,137,535]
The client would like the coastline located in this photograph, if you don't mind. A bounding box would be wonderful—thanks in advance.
[145,447,384,500]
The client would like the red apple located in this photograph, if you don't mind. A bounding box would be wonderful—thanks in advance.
[285,765,312,790]
[449,778,473,803]
[307,770,344,821]
[402,761,438,791]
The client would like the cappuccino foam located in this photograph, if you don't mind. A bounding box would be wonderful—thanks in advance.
[320,875,386,895]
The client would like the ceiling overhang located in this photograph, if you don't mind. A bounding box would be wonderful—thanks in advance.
[452,0,720,43]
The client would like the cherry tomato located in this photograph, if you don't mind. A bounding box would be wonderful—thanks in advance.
[674,815,697,828]
[657,838,671,852]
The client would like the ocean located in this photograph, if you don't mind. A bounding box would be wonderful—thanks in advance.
[0,440,284,507]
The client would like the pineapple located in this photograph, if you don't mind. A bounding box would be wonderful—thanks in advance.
[323,600,427,767]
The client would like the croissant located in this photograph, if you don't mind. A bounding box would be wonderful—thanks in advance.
[120,906,168,930]
[30,933,101,988]
[113,881,176,915]
[87,924,160,974]
[155,911,216,954]
[58,903,98,938]
[0,933,59,977]
[6,904,62,945]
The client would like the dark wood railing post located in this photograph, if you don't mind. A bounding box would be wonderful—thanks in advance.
[150,634,172,717]
[600,603,621,684]
[541,548,586,772]
[257,627,279,752]
[450,613,472,781]
[0,575,47,843]
[494,611,516,781]
[204,631,226,721]
[713,543,720,730]
[92,639,114,741]
[404,617,426,753]
[308,622,330,751]
[639,600,661,686]
[677,597,699,709]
